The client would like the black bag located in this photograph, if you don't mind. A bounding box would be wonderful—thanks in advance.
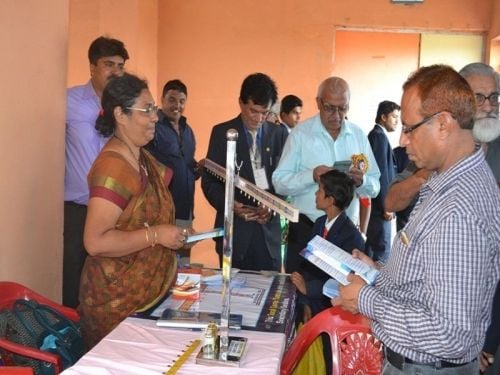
[0,299,84,375]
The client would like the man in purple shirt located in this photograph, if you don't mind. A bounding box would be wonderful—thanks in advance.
[64,36,129,308]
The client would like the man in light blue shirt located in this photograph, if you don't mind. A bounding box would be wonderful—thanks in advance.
[272,77,380,272]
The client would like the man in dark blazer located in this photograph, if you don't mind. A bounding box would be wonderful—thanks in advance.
[202,73,288,271]
[366,100,400,262]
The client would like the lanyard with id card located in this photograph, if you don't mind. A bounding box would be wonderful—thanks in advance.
[249,130,269,190]
[253,167,269,190]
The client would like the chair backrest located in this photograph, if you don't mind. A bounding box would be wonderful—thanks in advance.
[0,281,82,374]
[280,306,383,375]
[0,282,78,322]
[0,367,34,374]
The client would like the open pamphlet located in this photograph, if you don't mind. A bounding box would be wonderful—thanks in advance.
[186,228,224,243]
[301,235,379,286]
[172,269,201,300]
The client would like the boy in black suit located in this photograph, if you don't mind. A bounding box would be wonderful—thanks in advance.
[291,169,366,375]
[291,169,366,318]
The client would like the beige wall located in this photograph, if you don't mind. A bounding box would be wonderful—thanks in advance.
[488,0,500,52]
[0,0,159,301]
[333,30,420,147]
[0,0,68,300]
[67,0,159,98]
[487,0,500,69]
[331,1,491,31]
[1,0,498,300]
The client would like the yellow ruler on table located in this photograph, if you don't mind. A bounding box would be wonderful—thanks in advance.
[163,339,201,375]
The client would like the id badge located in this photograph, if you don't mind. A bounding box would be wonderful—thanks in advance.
[253,167,269,190]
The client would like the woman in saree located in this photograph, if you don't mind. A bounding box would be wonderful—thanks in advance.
[78,73,187,349]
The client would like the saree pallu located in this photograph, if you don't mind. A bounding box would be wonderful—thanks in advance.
[78,149,177,350]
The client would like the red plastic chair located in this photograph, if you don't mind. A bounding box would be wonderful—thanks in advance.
[0,281,80,374]
[280,306,383,375]
[0,368,34,374]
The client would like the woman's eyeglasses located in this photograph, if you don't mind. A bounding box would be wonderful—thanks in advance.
[126,104,159,116]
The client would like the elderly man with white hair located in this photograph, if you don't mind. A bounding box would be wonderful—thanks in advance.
[459,62,500,185]
[459,62,500,375]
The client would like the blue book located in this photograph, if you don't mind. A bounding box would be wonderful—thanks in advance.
[322,278,340,298]
[185,228,224,244]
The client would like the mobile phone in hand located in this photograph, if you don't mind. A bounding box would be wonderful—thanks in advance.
[333,160,352,173]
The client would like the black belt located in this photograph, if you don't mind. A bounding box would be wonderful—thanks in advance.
[64,201,86,208]
[385,347,474,370]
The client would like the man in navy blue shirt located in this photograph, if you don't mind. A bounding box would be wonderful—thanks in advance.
[146,80,200,261]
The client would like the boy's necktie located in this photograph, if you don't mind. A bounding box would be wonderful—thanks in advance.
[323,226,328,238]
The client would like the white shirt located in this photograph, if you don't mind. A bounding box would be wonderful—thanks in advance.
[272,114,380,224]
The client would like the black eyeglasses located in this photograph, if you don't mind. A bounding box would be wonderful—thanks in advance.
[475,93,499,106]
[126,104,159,116]
[319,99,349,115]
[401,111,442,135]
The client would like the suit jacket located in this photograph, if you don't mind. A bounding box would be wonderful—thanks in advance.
[393,146,409,174]
[201,115,288,266]
[368,125,396,214]
[302,212,366,300]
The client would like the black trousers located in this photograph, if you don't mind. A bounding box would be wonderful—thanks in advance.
[286,214,314,273]
[216,224,274,272]
[63,201,88,308]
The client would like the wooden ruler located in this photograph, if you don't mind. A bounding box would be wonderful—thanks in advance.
[204,158,299,222]
[163,339,201,375]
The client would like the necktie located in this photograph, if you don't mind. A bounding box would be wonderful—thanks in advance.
[323,226,329,238]
[250,130,261,168]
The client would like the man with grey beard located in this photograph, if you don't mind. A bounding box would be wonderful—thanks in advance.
[459,62,500,374]
[459,63,500,185]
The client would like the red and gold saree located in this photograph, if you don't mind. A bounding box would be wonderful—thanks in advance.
[78,149,177,349]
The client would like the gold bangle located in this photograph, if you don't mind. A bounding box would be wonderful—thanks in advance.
[145,227,150,245]
[144,222,153,247]
[152,227,158,248]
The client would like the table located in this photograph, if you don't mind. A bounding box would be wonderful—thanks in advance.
[63,271,296,374]
[142,271,296,344]
[62,317,286,375]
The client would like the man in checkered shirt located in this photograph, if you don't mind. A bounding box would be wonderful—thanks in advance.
[333,65,500,374]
